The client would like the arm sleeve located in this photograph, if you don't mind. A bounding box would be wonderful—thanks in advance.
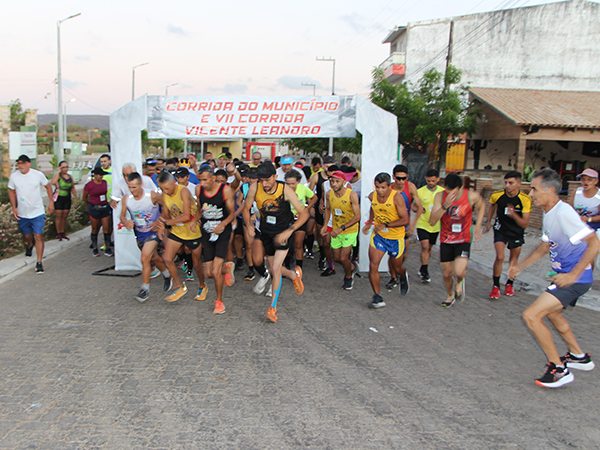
[7,175,15,190]
[560,204,593,244]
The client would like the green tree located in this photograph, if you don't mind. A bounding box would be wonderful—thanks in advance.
[9,99,28,131]
[282,138,329,155]
[100,129,110,143]
[370,66,480,163]
[167,139,184,155]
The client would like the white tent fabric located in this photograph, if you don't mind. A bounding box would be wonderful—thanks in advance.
[109,94,398,272]
[355,96,399,272]
[109,95,148,271]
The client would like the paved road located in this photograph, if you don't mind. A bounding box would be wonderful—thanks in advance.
[1,241,599,449]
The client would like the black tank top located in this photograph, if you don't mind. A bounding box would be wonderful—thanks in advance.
[198,183,230,234]
[316,171,327,200]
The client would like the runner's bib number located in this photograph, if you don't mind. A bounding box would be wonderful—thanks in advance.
[334,208,343,216]
[452,224,462,233]
[266,216,276,225]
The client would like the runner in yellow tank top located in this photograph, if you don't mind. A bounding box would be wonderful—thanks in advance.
[362,173,409,309]
[323,171,361,290]
[157,172,207,304]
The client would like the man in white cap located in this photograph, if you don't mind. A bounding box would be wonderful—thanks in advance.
[276,154,307,185]
[571,168,600,237]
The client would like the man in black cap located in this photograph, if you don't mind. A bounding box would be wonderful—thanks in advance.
[242,162,308,323]
[309,156,337,270]
[8,155,55,273]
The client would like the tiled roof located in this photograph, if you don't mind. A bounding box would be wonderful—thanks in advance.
[469,87,600,129]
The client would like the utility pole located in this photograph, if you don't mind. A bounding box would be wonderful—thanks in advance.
[132,62,149,101]
[163,83,178,157]
[316,57,336,156]
[301,82,316,95]
[438,21,455,174]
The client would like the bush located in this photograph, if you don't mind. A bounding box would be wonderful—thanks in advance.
[0,200,90,260]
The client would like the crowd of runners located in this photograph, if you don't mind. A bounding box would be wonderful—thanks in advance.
[7,151,599,388]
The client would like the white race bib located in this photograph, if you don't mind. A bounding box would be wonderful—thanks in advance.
[334,208,343,216]
[429,205,433,211]
[100,195,106,202]
[266,216,276,225]
[452,224,462,233]
[134,218,145,226]
[504,207,509,215]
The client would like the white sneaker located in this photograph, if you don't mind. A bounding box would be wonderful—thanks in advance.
[266,285,272,297]
[253,273,270,294]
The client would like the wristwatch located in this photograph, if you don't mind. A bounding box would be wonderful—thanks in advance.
[588,217,593,223]
[341,224,346,231]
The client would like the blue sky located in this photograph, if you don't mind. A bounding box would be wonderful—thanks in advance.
[0,0,568,115]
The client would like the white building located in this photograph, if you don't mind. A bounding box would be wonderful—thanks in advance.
[380,0,600,91]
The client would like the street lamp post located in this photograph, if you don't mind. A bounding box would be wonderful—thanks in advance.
[50,124,56,152]
[316,57,336,156]
[63,98,76,153]
[132,62,149,101]
[57,12,81,162]
[163,83,178,157]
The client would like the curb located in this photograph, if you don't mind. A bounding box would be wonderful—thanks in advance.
[0,226,91,285]
[467,253,600,313]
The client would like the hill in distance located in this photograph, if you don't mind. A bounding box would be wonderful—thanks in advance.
[38,114,110,130]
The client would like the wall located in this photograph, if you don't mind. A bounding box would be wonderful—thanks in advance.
[403,0,600,91]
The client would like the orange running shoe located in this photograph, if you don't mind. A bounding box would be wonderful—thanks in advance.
[265,307,277,323]
[213,300,225,314]
[195,285,208,301]
[223,262,235,287]
[165,284,188,302]
[293,265,304,295]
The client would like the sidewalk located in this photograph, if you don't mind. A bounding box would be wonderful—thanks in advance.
[0,227,90,285]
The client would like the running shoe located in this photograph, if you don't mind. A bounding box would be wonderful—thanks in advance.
[135,289,149,303]
[104,248,114,257]
[385,277,398,290]
[56,234,62,241]
[535,362,574,388]
[317,257,327,271]
[164,276,173,291]
[369,294,386,309]
[504,284,515,297]
[265,307,277,323]
[244,269,255,281]
[351,262,360,279]
[213,300,225,314]
[177,260,185,270]
[455,279,465,302]
[62,233,70,241]
[186,268,194,281]
[165,284,188,302]
[321,267,336,277]
[235,259,244,271]
[223,262,235,287]
[418,270,431,283]
[150,267,161,279]
[25,246,33,257]
[195,285,208,301]
[560,353,595,371]
[399,273,410,295]
[266,285,272,297]
[35,262,44,274]
[93,249,100,257]
[489,286,500,299]
[441,296,455,308]
[293,265,304,295]
[342,277,354,290]
[253,273,270,294]
[306,251,314,259]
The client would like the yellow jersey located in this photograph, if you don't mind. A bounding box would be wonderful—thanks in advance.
[371,190,404,240]
[328,188,358,235]
[416,185,444,233]
[163,184,202,240]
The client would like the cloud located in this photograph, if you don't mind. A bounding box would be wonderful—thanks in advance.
[167,24,189,37]
[63,79,86,89]
[339,12,382,33]
[276,75,323,91]
[208,83,248,94]
[75,55,90,62]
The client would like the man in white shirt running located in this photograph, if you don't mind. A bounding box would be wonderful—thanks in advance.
[8,154,54,273]
[509,168,598,388]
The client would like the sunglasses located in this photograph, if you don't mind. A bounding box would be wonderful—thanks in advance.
[395,176,408,181]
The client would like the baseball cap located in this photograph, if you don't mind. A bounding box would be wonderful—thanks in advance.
[329,170,347,181]
[323,156,336,164]
[175,167,189,178]
[16,154,31,163]
[238,163,249,176]
[257,162,277,178]
[217,153,227,159]
[281,156,294,165]
[294,162,304,169]
[247,168,258,179]
[578,168,599,178]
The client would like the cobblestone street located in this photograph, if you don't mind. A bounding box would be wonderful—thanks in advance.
[1,240,599,449]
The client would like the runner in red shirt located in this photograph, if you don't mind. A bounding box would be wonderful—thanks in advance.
[429,174,485,307]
